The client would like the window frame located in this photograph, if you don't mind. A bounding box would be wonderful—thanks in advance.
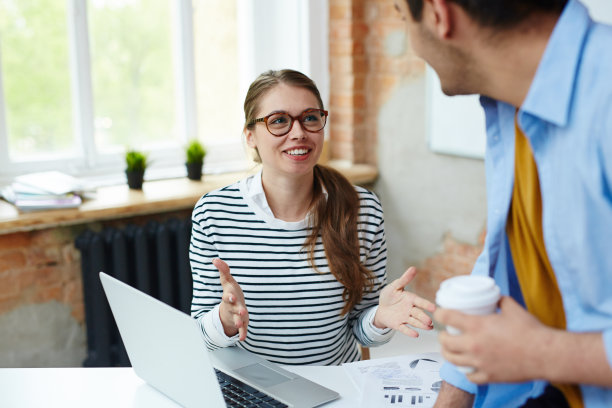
[0,0,329,186]
[0,0,199,184]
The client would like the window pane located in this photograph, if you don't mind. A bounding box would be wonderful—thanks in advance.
[0,0,74,160]
[88,0,178,153]
[193,0,242,146]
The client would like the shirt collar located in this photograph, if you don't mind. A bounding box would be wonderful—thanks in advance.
[245,170,274,217]
[243,168,329,220]
[521,0,592,126]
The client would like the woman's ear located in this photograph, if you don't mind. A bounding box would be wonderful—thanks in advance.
[245,128,256,149]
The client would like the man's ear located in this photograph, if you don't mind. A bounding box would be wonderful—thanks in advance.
[427,0,453,39]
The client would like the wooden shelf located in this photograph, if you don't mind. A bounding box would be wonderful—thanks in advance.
[0,163,377,235]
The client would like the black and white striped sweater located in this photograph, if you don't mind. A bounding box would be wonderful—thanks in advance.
[190,172,392,365]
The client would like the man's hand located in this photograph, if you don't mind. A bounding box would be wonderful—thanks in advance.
[435,295,550,383]
[374,267,436,337]
[214,258,249,341]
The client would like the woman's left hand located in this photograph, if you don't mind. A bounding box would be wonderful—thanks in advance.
[374,267,436,337]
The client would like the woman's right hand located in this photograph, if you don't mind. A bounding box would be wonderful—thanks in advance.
[213,258,249,341]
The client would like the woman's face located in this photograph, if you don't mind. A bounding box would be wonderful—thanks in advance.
[246,83,324,178]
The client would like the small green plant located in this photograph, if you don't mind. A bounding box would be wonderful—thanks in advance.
[185,139,206,165]
[125,150,148,172]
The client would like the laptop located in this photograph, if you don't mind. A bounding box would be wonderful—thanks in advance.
[99,272,339,408]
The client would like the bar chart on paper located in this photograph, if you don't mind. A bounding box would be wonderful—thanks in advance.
[383,379,442,406]
[343,353,442,408]
[384,392,435,406]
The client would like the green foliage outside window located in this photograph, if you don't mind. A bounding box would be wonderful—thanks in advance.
[0,0,176,159]
[0,0,74,158]
[89,1,177,151]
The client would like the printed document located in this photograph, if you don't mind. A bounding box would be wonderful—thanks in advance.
[343,352,442,407]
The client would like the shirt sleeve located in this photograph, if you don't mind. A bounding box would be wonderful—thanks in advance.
[603,329,612,369]
[198,303,239,347]
[190,196,235,350]
[439,362,478,395]
[350,190,394,347]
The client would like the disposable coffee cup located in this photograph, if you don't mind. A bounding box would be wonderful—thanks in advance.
[435,275,501,374]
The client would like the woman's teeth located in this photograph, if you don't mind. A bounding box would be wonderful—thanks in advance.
[286,148,308,156]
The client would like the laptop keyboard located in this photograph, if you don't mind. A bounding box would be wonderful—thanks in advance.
[215,368,289,408]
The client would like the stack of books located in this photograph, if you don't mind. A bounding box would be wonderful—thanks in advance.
[1,171,85,212]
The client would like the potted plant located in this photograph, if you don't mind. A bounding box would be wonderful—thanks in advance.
[185,139,206,181]
[125,149,148,189]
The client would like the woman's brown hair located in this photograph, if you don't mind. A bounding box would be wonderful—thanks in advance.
[243,69,375,315]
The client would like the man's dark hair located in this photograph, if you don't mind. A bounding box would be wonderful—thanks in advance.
[405,0,568,28]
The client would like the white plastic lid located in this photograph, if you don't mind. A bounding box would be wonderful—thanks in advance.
[436,275,501,310]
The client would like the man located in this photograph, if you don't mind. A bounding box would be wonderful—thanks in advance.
[395,0,612,407]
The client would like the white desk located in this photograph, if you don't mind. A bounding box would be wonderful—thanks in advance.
[0,365,360,408]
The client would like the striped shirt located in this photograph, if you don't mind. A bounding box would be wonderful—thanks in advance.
[190,171,392,365]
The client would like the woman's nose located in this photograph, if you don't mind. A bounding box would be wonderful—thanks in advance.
[288,120,306,139]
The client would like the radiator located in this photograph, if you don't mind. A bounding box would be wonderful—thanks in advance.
[75,217,193,367]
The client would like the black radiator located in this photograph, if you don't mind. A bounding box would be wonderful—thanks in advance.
[75,217,193,367]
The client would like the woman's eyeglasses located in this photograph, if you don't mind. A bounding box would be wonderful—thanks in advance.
[249,109,328,137]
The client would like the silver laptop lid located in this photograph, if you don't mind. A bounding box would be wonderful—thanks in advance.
[99,271,225,408]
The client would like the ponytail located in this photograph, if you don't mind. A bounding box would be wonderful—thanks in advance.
[305,165,375,316]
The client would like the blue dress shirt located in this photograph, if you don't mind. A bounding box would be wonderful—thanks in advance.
[440,1,612,406]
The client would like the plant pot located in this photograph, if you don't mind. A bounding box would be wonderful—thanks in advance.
[186,162,203,181]
[126,169,145,189]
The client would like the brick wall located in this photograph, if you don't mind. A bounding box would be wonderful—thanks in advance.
[329,0,424,164]
[0,210,192,367]
[0,210,193,326]
[0,228,84,323]
[328,0,482,299]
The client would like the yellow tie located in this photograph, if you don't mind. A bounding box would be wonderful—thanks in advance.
[506,118,583,408]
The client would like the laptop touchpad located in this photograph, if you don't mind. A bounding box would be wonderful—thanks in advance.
[234,363,292,388]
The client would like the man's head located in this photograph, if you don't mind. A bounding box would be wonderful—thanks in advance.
[404,0,568,29]
[399,0,568,97]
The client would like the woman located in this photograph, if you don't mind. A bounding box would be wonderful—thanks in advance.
[190,69,435,365]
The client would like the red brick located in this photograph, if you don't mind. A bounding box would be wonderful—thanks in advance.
[329,126,355,143]
[0,232,30,249]
[35,284,63,303]
[63,279,83,305]
[329,140,354,161]
[329,74,366,93]
[330,3,364,21]
[377,2,405,19]
[0,297,19,315]
[33,266,64,287]
[17,268,37,289]
[329,39,365,56]
[330,92,367,110]
[0,250,27,271]
[0,270,19,300]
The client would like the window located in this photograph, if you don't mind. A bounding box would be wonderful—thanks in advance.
[0,0,75,161]
[0,0,328,186]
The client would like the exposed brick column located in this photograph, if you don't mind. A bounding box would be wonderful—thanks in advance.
[328,0,368,163]
[329,0,424,165]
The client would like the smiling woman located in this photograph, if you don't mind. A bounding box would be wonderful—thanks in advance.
[188,69,436,366]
